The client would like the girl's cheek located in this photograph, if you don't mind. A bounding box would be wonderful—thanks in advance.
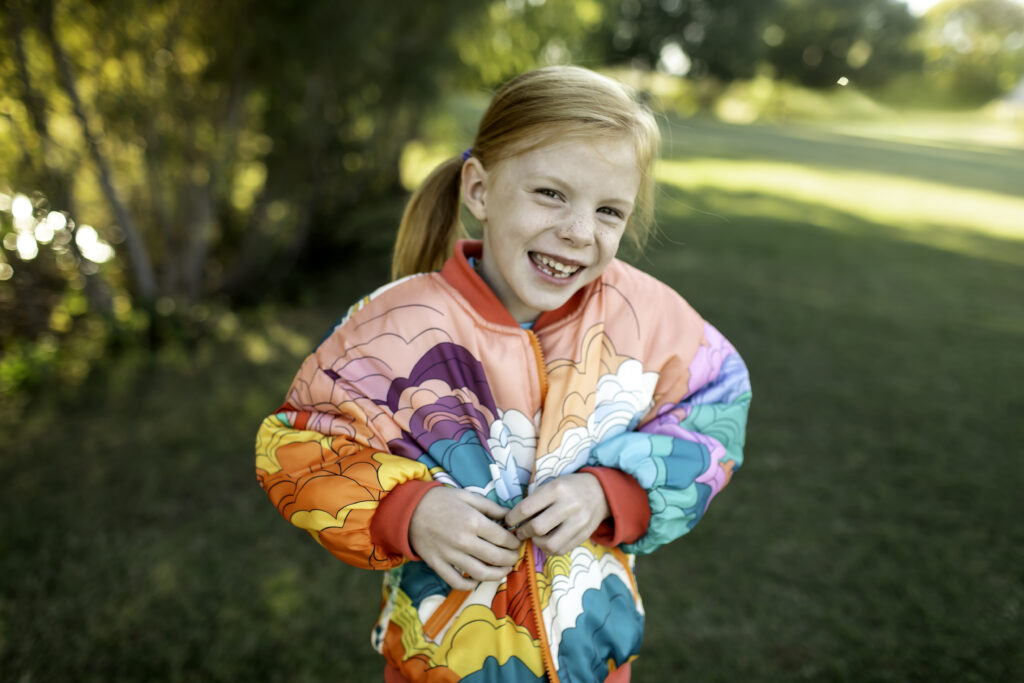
[537,203,567,219]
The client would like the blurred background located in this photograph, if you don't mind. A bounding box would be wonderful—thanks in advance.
[1,0,1022,680]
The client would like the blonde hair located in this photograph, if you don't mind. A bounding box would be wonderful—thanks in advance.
[391,65,660,280]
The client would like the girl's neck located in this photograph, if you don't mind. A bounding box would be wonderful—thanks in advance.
[468,254,537,328]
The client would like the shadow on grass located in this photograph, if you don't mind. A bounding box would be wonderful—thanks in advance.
[630,185,1024,682]
[2,184,1022,681]
[666,117,1024,199]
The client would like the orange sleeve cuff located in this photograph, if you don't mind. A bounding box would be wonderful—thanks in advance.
[370,479,443,561]
[582,466,651,547]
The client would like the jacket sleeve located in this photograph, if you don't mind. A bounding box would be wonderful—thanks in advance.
[586,318,751,555]
[255,348,437,571]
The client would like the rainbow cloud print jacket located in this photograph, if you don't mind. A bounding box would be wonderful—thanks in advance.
[255,241,751,683]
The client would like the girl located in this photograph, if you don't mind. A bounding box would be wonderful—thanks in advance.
[255,66,751,683]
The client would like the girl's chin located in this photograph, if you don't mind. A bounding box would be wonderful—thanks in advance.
[515,281,589,318]
[498,262,599,321]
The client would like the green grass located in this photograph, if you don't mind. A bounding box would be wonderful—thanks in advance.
[2,116,1023,681]
[633,117,1024,682]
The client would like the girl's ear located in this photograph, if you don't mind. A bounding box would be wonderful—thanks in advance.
[461,157,488,222]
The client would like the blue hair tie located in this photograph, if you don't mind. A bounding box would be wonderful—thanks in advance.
[461,148,473,162]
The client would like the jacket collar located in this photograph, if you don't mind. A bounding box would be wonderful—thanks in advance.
[440,239,591,330]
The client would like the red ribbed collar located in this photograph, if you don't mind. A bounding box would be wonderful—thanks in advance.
[440,239,591,330]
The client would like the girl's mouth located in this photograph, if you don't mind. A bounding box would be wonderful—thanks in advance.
[529,252,583,279]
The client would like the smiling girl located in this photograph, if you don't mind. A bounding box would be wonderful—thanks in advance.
[256,66,751,682]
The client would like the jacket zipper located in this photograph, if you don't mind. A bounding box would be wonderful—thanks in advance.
[422,330,560,679]
[524,329,560,683]
[525,539,559,682]
[525,329,549,403]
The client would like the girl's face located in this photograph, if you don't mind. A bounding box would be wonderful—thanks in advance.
[462,137,641,323]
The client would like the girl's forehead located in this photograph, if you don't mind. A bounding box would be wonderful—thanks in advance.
[502,136,640,174]
[494,137,642,202]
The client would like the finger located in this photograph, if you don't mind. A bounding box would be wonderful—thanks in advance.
[476,520,522,551]
[440,554,481,590]
[442,569,478,592]
[534,525,585,557]
[515,508,560,541]
[468,538,520,568]
[505,495,550,529]
[532,535,558,557]
[440,515,512,554]
[457,555,514,583]
[422,553,477,591]
[535,538,572,558]
[461,492,512,521]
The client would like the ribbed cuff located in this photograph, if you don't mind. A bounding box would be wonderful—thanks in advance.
[370,479,443,561]
[581,466,651,547]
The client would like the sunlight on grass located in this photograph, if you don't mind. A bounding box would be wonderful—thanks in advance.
[811,109,1024,152]
[656,158,1024,262]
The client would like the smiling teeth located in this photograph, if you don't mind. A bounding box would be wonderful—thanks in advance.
[533,253,581,278]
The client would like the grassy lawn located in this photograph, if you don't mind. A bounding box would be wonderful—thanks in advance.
[2,115,1022,681]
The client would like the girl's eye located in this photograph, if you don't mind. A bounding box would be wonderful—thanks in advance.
[598,207,625,220]
[537,188,562,200]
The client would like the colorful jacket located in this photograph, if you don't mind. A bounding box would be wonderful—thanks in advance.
[255,240,751,682]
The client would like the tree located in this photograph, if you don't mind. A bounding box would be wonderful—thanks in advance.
[918,0,1024,105]
[1,0,491,392]
[451,0,611,87]
[763,0,921,89]
[598,0,783,81]
[0,0,487,330]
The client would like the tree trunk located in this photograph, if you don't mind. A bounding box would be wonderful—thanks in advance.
[143,126,177,296]
[216,174,273,300]
[257,71,330,294]
[182,76,248,303]
[183,181,215,304]
[8,1,112,316]
[38,0,159,303]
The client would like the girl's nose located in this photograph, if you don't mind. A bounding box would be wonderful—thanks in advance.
[557,212,596,247]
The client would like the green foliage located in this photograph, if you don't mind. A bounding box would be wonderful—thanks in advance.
[452,0,610,86]
[0,189,129,396]
[599,0,783,81]
[596,0,924,96]
[763,0,921,88]
[0,0,488,388]
[917,0,1024,106]
[0,0,489,301]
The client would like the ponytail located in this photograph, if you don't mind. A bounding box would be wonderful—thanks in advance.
[390,156,466,280]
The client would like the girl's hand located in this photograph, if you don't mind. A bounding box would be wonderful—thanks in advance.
[504,473,610,557]
[409,487,521,591]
